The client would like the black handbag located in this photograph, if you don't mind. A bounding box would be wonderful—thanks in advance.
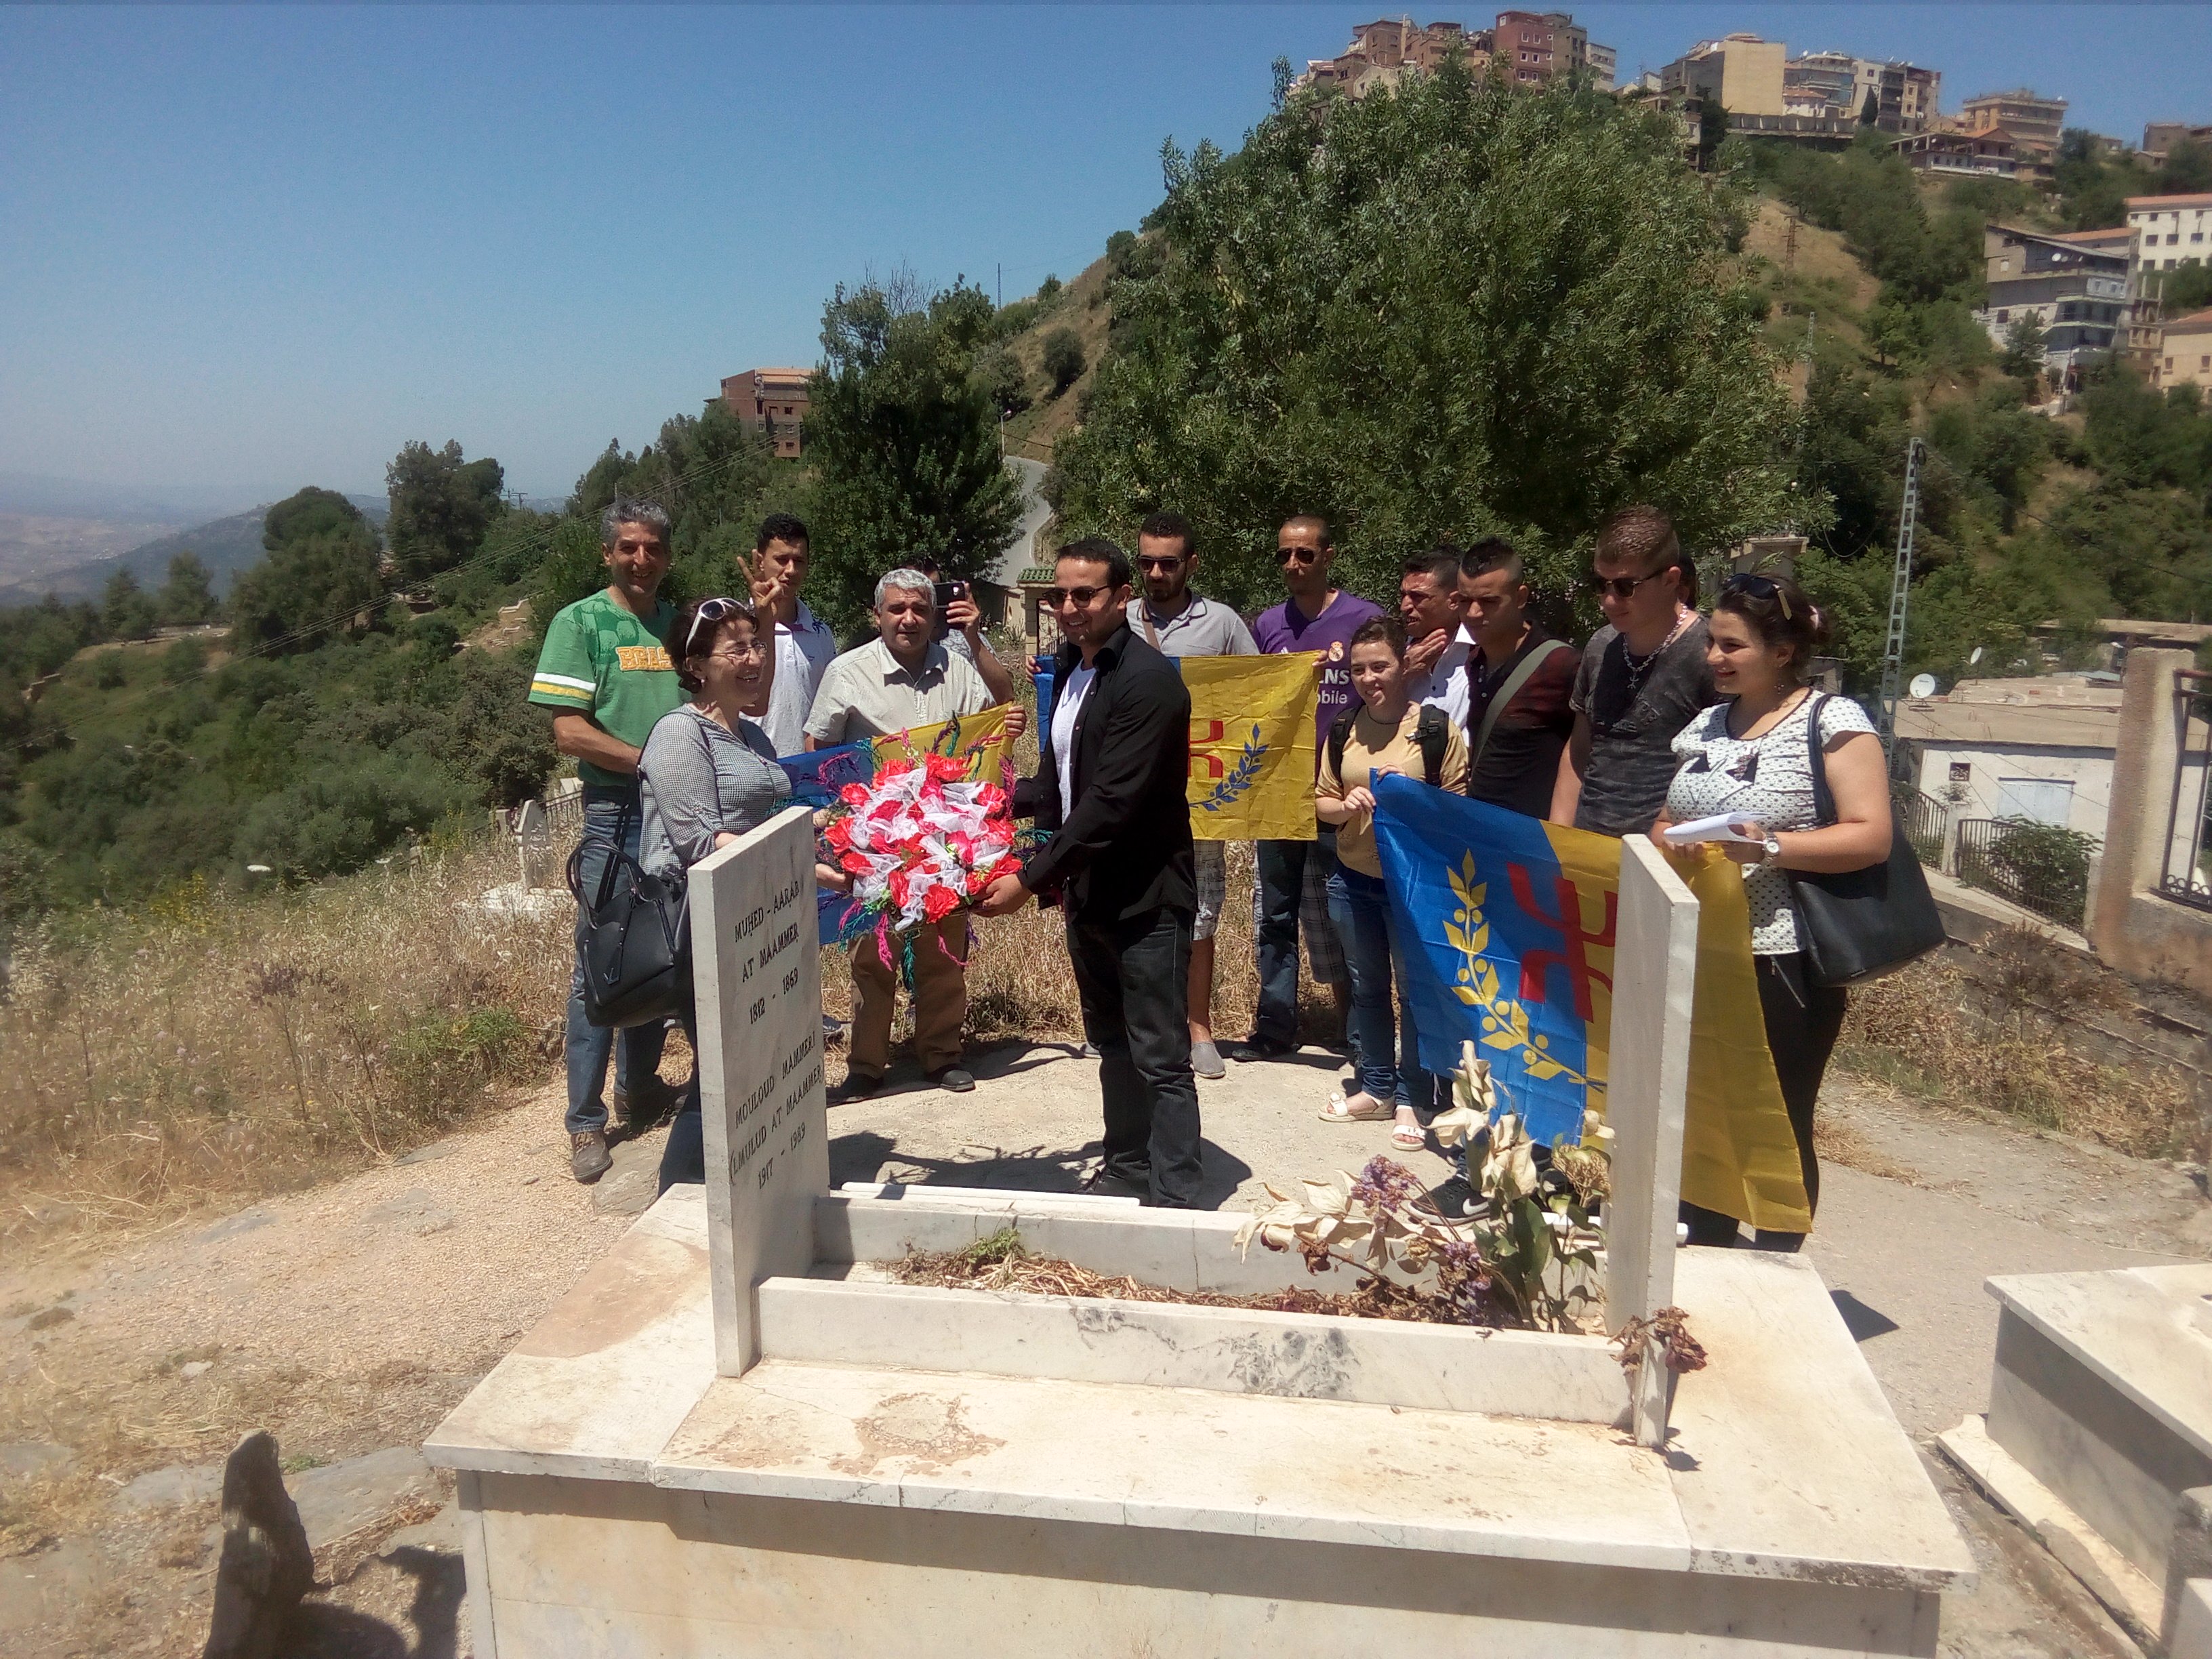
[1786,694,1948,988]
[567,802,692,1028]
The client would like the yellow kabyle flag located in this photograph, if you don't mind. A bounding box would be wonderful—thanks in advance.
[1180,655,1322,842]
[871,703,1019,783]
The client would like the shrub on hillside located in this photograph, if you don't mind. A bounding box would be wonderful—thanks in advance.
[232,754,475,882]
[1042,327,1086,396]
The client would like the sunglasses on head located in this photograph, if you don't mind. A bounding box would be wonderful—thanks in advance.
[1588,567,1673,602]
[1721,572,1794,619]
[682,596,747,657]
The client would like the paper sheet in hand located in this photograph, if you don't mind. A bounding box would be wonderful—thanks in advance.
[1659,813,1767,848]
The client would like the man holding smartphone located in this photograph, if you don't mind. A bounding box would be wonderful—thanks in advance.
[915,554,1019,708]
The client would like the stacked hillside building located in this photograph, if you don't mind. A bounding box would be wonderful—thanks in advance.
[1292,12,1614,100]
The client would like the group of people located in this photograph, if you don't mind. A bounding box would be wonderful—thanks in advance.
[530,492,1893,1247]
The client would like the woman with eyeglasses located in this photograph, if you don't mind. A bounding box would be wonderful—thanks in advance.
[638,592,850,1192]
[1656,572,1891,1250]
[1313,614,1469,1151]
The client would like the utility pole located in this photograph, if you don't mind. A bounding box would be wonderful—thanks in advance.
[997,263,1002,309]
[1877,436,1925,770]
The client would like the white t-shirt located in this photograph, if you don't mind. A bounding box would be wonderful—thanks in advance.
[1051,661,1098,823]
[1666,692,1878,954]
[1406,626,1473,726]
[760,601,838,757]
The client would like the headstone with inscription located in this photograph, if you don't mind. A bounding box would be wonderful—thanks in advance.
[686,804,830,1374]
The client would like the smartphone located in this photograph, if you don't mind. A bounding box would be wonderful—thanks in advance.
[932,580,966,612]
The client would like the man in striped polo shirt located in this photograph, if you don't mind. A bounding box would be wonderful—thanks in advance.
[529,497,685,1183]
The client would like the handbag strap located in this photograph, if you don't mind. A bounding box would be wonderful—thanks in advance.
[592,796,638,910]
[1471,638,1572,766]
[1805,691,1836,829]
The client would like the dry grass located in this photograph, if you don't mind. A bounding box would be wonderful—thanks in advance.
[0,835,569,1245]
[1837,939,2200,1160]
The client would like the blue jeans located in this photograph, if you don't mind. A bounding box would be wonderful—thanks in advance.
[1325,863,1431,1111]
[1252,833,1344,1048]
[565,787,668,1135]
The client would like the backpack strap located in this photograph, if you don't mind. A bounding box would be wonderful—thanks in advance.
[1471,638,1573,766]
[1326,708,1356,780]
[1414,703,1448,788]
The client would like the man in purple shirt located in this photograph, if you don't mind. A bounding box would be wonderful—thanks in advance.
[1229,514,1382,1064]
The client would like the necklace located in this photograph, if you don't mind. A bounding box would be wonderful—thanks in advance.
[1620,608,1694,700]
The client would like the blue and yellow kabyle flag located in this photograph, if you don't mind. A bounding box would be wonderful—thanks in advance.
[1372,775,1811,1234]
[1180,655,1322,842]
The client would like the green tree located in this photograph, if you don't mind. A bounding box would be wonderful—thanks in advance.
[2000,312,2047,383]
[1858,88,1879,125]
[2156,138,2212,197]
[804,274,1025,629]
[386,439,506,583]
[1054,70,1802,610]
[156,552,220,626]
[101,569,158,640]
[1041,327,1086,396]
[229,489,384,653]
[2154,262,2212,314]
[972,343,1031,417]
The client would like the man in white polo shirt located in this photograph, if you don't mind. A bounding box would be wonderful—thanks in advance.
[750,513,838,758]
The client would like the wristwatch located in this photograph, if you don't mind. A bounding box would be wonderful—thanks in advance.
[1759,834,1783,864]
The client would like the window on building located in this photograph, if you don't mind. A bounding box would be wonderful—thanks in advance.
[2168,357,2177,371]
[1948,762,1971,783]
[2200,355,2211,371]
[1995,308,2010,323]
[2172,234,2183,245]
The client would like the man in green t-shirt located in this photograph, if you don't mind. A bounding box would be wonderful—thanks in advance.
[529,498,684,1183]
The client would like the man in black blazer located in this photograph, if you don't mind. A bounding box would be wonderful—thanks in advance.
[976,537,1202,1207]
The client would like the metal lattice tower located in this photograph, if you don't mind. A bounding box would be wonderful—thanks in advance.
[1876,436,1925,764]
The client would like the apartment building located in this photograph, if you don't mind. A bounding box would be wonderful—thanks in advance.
[1660,33,1787,118]
[1784,52,1942,134]
[1891,129,2014,180]
[1974,225,2129,372]
[2129,193,2212,288]
[2145,122,2212,160]
[1961,89,2068,161]
[1292,12,1613,98]
[720,368,811,460]
[2154,310,2212,390]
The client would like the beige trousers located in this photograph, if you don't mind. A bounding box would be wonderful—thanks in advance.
[848,916,970,1078]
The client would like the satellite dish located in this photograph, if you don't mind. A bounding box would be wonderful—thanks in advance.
[1908,673,1937,698]
[1969,647,1984,665]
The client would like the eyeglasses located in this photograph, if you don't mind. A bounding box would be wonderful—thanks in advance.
[1275,546,1324,566]
[1049,585,1114,608]
[1588,569,1672,601]
[682,596,750,657]
[1720,572,1795,619]
[705,641,765,663]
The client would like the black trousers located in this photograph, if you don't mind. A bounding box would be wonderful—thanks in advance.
[1682,950,1847,1251]
[1066,904,1204,1209]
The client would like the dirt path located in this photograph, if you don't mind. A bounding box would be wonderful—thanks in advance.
[1,1042,2205,1656]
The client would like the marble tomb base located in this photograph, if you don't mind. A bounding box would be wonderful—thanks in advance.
[427,1185,1973,1658]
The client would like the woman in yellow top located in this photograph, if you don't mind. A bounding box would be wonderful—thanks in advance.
[1314,615,1471,1149]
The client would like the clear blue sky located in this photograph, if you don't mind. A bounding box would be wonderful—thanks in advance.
[2,4,2204,504]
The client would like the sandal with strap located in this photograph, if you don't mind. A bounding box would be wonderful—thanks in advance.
[1319,1090,1394,1124]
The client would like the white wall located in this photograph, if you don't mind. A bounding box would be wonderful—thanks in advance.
[1912,742,2114,838]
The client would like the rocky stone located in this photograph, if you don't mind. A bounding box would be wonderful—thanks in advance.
[24,1305,73,1331]
[291,1447,439,1548]
[0,1441,73,1478]
[365,1187,457,1238]
[592,1136,662,1217]
[394,1139,460,1168]
[118,1461,223,1511]
[180,1359,213,1380]
[196,1207,275,1244]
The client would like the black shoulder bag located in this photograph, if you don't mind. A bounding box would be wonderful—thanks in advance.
[1787,694,1948,987]
[566,800,692,1028]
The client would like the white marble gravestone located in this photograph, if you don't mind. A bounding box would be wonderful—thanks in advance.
[426,831,1971,1658]
[687,804,830,1375]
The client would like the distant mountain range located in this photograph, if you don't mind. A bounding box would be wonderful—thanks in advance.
[0,491,389,603]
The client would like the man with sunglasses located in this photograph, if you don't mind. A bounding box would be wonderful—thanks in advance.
[1130,511,1256,1080]
[977,539,1202,1208]
[529,497,685,1183]
[1551,504,1716,837]
[1232,515,1379,1065]
[805,569,1025,1101]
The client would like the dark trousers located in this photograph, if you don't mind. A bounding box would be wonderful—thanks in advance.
[1683,951,1847,1250]
[656,985,706,1195]
[1253,834,1339,1048]
[1067,904,1204,1208]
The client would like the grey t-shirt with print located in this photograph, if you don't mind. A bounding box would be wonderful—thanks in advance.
[1569,618,1717,838]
